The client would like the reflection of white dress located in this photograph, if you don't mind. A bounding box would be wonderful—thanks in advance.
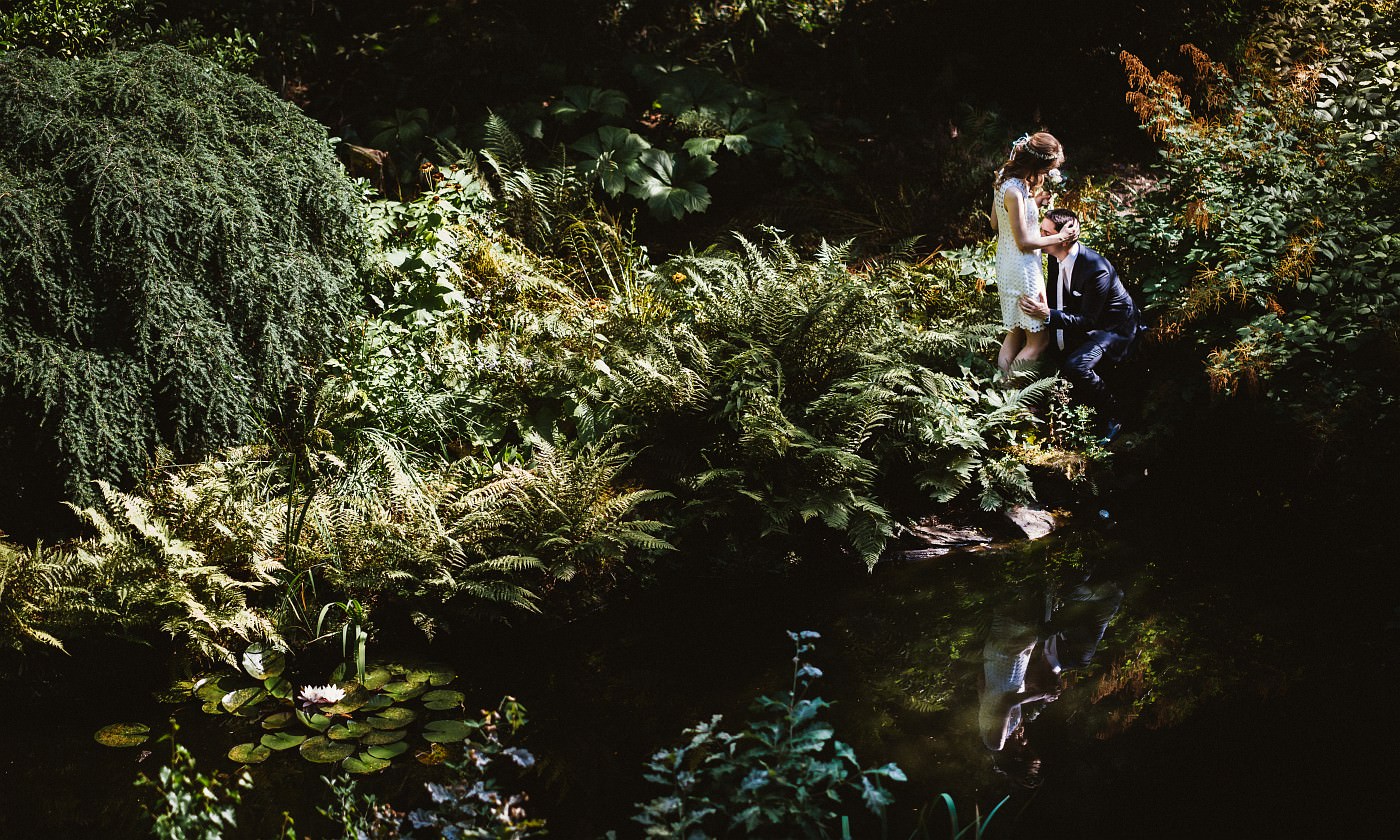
[993,177,1046,332]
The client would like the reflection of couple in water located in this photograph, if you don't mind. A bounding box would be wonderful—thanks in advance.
[978,574,1123,788]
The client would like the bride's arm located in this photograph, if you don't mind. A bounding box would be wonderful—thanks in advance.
[1005,188,1075,252]
[990,195,999,234]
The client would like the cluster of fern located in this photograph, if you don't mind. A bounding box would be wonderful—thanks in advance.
[0,106,1067,669]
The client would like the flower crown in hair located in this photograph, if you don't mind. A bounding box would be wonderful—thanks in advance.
[1010,133,1057,162]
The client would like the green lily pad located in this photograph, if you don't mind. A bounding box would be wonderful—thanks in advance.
[260,732,308,751]
[360,694,393,712]
[228,742,272,764]
[420,689,465,711]
[383,682,428,701]
[300,736,356,763]
[240,644,286,680]
[327,721,373,741]
[366,741,410,760]
[221,686,266,714]
[342,752,391,774]
[422,719,473,743]
[194,675,236,704]
[407,664,456,686]
[359,728,407,746]
[264,675,293,700]
[361,668,394,690]
[295,709,332,732]
[94,723,150,748]
[324,682,373,715]
[368,707,417,729]
[261,710,296,730]
[200,701,223,715]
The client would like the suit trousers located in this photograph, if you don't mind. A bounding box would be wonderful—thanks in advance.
[1060,328,1137,416]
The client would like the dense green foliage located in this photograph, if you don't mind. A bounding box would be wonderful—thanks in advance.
[0,128,1088,665]
[1094,0,1399,442]
[0,0,146,57]
[632,631,904,837]
[137,728,253,840]
[0,46,366,520]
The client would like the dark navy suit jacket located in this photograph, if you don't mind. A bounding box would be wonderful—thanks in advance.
[1046,245,1138,359]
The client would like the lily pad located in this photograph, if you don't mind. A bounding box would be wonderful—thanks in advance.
[327,721,373,741]
[420,689,465,711]
[194,675,237,704]
[361,668,394,690]
[366,741,409,760]
[368,707,417,729]
[200,701,223,715]
[261,710,296,731]
[360,694,393,712]
[264,675,293,700]
[240,644,286,680]
[381,681,427,700]
[94,723,150,748]
[228,742,272,764]
[342,752,391,774]
[422,719,473,743]
[295,709,332,732]
[300,736,356,763]
[221,686,266,714]
[260,732,308,751]
[359,728,407,746]
[408,664,456,686]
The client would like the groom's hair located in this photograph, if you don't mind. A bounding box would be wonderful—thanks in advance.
[1045,208,1078,232]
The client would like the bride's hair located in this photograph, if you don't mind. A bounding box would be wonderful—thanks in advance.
[996,131,1063,190]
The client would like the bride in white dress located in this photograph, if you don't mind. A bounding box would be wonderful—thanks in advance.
[990,132,1077,374]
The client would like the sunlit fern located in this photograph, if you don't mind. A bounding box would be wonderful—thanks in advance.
[68,481,279,665]
[0,540,103,657]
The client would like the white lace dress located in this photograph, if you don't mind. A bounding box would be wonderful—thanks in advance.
[993,177,1047,332]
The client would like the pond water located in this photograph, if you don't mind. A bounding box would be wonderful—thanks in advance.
[2,444,1396,838]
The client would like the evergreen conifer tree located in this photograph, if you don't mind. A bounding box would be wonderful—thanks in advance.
[0,45,367,534]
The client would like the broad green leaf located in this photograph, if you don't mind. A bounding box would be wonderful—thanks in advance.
[94,723,150,748]
[366,741,410,760]
[573,126,651,197]
[360,728,408,746]
[422,719,474,743]
[240,644,285,680]
[327,721,374,741]
[300,736,356,764]
[368,707,417,729]
[421,689,466,711]
[228,742,271,764]
[342,752,391,774]
[261,710,296,730]
[260,732,308,751]
[221,686,266,714]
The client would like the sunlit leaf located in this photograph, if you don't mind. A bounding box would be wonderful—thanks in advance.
[300,736,356,763]
[94,723,149,748]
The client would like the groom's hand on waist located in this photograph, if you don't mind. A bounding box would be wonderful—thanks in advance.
[1019,293,1051,320]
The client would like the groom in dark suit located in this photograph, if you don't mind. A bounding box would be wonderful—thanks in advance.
[1019,209,1139,438]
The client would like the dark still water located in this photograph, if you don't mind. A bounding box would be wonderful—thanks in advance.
[2,452,1396,838]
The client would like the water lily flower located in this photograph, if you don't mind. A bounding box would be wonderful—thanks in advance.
[298,684,346,708]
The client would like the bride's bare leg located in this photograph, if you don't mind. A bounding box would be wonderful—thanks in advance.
[998,328,1025,373]
[1014,328,1051,365]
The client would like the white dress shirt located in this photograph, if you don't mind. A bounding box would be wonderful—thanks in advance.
[1053,243,1081,350]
